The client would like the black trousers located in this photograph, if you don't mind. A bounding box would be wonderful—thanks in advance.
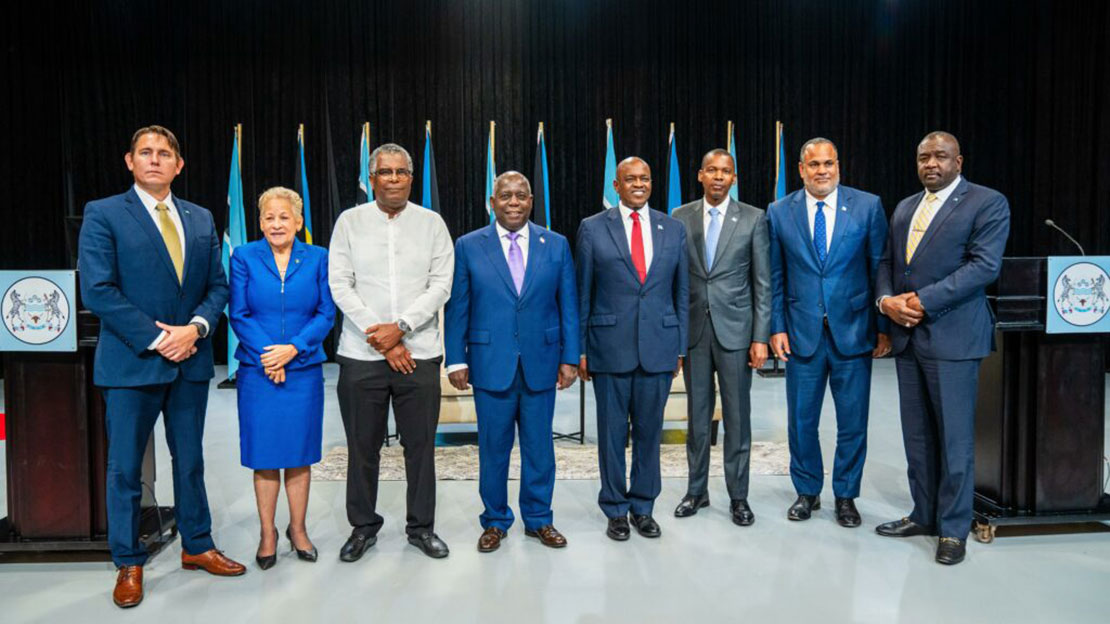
[336,355,442,537]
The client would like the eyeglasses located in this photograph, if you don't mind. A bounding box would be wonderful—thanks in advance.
[372,168,413,179]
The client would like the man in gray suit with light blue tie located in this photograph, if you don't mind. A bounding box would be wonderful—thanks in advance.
[671,149,770,526]
[875,131,1010,566]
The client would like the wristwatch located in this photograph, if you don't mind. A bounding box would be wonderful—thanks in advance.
[189,321,208,338]
[397,319,412,334]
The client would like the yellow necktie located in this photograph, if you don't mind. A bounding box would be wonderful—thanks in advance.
[905,192,939,264]
[155,202,184,283]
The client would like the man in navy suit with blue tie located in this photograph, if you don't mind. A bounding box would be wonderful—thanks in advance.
[79,126,245,609]
[445,171,579,553]
[875,132,1010,565]
[767,138,890,527]
[577,157,689,541]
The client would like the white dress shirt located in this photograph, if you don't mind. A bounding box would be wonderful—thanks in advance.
[446,222,530,375]
[133,185,209,349]
[618,203,653,271]
[906,175,962,250]
[702,197,729,233]
[329,201,454,361]
[804,187,838,251]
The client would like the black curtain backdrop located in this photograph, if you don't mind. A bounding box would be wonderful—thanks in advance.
[3,0,1108,362]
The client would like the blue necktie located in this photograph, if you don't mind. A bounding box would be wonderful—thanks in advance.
[813,201,827,268]
[705,206,721,270]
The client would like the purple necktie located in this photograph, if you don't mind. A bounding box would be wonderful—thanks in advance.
[507,231,524,294]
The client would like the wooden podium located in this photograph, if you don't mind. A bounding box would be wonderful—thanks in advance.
[972,257,1110,542]
[0,304,177,561]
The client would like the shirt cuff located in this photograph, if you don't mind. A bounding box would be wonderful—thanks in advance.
[445,363,468,374]
[147,330,168,350]
[875,295,890,312]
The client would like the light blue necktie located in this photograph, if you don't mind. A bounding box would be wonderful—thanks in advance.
[506,231,525,294]
[705,206,721,270]
[813,201,827,268]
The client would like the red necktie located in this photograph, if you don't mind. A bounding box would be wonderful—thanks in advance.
[630,211,646,283]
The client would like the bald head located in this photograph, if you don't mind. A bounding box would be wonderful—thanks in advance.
[614,157,652,209]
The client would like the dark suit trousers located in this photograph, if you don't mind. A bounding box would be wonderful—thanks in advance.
[684,321,753,500]
[473,364,557,531]
[337,355,441,538]
[592,368,673,517]
[103,377,215,567]
[785,326,872,499]
[894,344,980,539]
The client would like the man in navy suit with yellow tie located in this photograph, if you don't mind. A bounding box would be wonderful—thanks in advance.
[576,157,689,541]
[767,138,890,527]
[875,132,1010,565]
[445,171,580,553]
[79,126,245,609]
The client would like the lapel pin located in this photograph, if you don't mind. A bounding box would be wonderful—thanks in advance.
[539,236,545,243]
[295,258,301,263]
[841,206,847,211]
[953,198,959,202]
[731,216,738,222]
[657,224,663,230]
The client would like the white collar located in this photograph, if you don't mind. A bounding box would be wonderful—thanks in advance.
[133,184,176,211]
[495,221,528,239]
[804,187,838,208]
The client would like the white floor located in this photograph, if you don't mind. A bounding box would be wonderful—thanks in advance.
[1,360,1109,623]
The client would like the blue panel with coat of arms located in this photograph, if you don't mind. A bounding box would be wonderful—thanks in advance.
[1046,256,1110,334]
[0,270,77,351]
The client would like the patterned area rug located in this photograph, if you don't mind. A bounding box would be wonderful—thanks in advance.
[311,442,792,481]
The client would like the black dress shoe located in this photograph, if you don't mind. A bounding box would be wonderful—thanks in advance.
[339,532,377,562]
[606,516,631,541]
[674,494,710,518]
[936,537,966,565]
[730,499,755,526]
[630,513,661,538]
[835,498,861,528]
[787,495,820,521]
[875,517,936,538]
[286,526,318,562]
[256,528,278,570]
[407,532,450,559]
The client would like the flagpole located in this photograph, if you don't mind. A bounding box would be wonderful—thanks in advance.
[760,119,787,380]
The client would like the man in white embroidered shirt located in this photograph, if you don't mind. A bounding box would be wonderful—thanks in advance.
[328,143,454,560]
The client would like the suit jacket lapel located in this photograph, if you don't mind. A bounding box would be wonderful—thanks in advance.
[481,224,519,297]
[124,190,181,287]
[789,191,819,269]
[685,205,708,276]
[824,188,851,264]
[645,208,665,284]
[708,199,742,277]
[517,223,545,300]
[604,208,640,283]
[282,239,308,281]
[910,179,967,265]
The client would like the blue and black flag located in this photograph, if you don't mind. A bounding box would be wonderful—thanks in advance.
[422,121,440,212]
[533,122,551,229]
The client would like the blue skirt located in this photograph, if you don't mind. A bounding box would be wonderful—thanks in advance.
[237,363,324,470]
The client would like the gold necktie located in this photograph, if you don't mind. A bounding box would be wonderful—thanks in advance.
[905,192,939,264]
[155,202,184,283]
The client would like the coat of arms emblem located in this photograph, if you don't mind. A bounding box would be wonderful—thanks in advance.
[2,277,70,345]
[1053,262,1110,327]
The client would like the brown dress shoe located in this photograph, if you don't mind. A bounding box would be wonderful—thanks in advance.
[181,549,247,576]
[525,525,567,548]
[113,565,143,608]
[477,527,506,553]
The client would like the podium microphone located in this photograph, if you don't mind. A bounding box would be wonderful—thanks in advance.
[1044,219,1085,255]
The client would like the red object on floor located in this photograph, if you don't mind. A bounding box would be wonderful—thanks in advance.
[0,412,5,440]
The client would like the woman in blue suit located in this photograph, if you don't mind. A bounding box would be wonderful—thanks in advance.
[229,187,335,569]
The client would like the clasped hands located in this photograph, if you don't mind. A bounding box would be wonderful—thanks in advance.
[366,323,415,374]
[260,343,298,383]
[154,321,199,363]
[880,292,925,329]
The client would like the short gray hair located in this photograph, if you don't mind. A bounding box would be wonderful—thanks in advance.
[258,186,303,216]
[369,143,413,173]
[799,137,838,162]
[493,171,532,195]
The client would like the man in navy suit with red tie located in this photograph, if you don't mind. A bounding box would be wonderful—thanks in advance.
[576,157,689,541]
[445,172,580,553]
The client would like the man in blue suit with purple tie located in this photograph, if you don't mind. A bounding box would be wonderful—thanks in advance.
[576,157,689,541]
[445,171,580,553]
[767,138,890,528]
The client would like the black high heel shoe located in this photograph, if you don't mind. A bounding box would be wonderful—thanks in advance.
[286,526,318,562]
[256,528,278,570]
